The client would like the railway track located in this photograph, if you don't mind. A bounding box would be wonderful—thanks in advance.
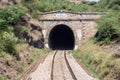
[21,50,95,80]
[51,50,77,80]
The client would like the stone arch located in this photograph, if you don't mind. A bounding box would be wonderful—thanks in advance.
[46,23,78,43]
[47,24,76,50]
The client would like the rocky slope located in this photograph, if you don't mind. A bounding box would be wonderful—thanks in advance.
[0,0,45,79]
[0,44,33,79]
[0,43,48,80]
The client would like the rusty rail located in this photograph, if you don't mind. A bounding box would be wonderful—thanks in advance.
[51,51,77,80]
[64,51,77,80]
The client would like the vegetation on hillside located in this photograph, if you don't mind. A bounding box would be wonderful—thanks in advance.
[0,32,20,60]
[98,0,120,10]
[73,1,120,79]
[72,41,120,80]
[0,4,48,80]
[0,6,25,60]
[0,6,25,32]
[94,11,120,44]
[0,43,49,80]
[94,0,120,44]
[21,0,120,44]
[21,0,97,18]
[70,0,120,80]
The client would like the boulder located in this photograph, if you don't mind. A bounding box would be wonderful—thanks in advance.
[29,19,41,29]
[28,30,44,48]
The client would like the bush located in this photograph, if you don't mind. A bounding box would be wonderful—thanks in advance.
[95,11,120,44]
[107,0,120,10]
[97,0,120,10]
[21,26,30,33]
[0,32,20,60]
[0,6,25,32]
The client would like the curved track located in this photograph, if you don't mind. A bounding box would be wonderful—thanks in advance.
[51,51,77,80]
[64,51,77,80]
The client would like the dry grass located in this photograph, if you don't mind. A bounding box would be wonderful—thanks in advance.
[0,43,50,80]
[72,40,120,80]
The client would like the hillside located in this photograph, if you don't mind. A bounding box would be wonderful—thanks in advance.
[0,0,48,79]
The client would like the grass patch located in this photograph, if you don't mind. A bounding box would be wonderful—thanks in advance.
[72,49,98,77]
[31,46,50,60]
[17,43,50,62]
[16,44,50,80]
[72,40,120,80]
[0,77,7,80]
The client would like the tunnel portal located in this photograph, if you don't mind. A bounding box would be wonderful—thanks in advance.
[48,24,75,50]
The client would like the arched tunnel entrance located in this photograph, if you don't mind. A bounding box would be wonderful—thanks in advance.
[48,24,75,50]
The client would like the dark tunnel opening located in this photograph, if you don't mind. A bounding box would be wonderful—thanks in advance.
[48,24,75,50]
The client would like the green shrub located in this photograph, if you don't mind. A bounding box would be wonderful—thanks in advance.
[0,6,25,32]
[0,32,20,60]
[107,0,120,10]
[0,39,4,53]
[21,26,30,33]
[0,77,8,80]
[95,11,120,44]
[97,0,120,10]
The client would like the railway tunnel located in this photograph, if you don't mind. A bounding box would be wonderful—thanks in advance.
[48,24,75,50]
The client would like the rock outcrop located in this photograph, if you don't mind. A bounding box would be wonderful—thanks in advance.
[23,14,44,48]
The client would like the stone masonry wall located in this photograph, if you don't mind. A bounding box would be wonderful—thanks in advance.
[82,21,98,41]
[39,11,102,48]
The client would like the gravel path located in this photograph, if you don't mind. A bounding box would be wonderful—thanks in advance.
[25,51,97,80]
